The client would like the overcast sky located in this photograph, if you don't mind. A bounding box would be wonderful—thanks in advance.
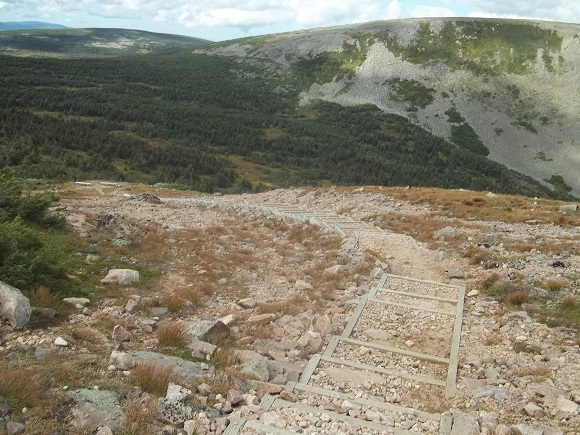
[1,0,579,41]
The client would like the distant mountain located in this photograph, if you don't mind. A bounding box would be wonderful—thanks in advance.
[0,27,210,57]
[0,21,68,31]
[199,18,580,197]
[0,18,578,199]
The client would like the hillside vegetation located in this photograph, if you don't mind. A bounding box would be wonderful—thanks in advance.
[0,19,578,199]
[0,28,208,57]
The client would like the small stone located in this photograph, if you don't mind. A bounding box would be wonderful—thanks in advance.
[523,402,545,417]
[238,298,256,309]
[467,290,480,297]
[295,280,313,291]
[555,396,579,413]
[111,325,131,342]
[54,337,68,346]
[197,383,212,396]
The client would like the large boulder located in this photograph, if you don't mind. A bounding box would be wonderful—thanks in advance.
[0,281,32,329]
[100,269,139,285]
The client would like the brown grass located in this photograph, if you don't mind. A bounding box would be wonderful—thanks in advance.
[536,278,568,292]
[157,321,189,348]
[464,246,493,265]
[560,296,579,308]
[0,367,49,406]
[121,395,159,435]
[160,292,187,312]
[504,290,530,306]
[23,286,64,311]
[477,272,501,291]
[257,294,307,317]
[132,363,175,396]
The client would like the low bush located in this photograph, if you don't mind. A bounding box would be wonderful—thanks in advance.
[157,321,189,348]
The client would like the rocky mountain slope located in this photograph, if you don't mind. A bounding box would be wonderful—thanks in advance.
[1,182,578,433]
[198,18,580,197]
[0,28,209,57]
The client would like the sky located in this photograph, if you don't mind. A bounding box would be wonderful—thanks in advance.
[1,0,579,41]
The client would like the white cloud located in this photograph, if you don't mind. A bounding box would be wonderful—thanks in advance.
[411,6,457,18]
[458,0,580,23]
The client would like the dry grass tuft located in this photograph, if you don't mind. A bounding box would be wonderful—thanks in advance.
[477,272,501,291]
[504,290,530,306]
[0,367,48,406]
[121,395,159,435]
[464,246,493,265]
[257,294,306,317]
[157,321,189,348]
[132,363,174,396]
[560,296,579,308]
[23,286,63,310]
[536,278,568,292]
[160,292,187,312]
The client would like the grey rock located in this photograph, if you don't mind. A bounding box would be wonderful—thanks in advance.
[523,402,544,417]
[435,226,457,240]
[450,411,480,435]
[472,386,509,403]
[67,389,125,432]
[149,306,168,316]
[100,269,139,285]
[227,389,244,405]
[32,307,57,318]
[187,340,217,359]
[295,280,313,291]
[240,359,270,382]
[158,397,193,424]
[322,265,347,276]
[109,350,136,370]
[559,204,578,213]
[95,427,113,435]
[448,268,465,279]
[124,297,140,313]
[512,424,564,435]
[197,383,212,395]
[313,314,332,335]
[63,297,90,307]
[0,280,32,329]
[128,351,214,383]
[245,313,275,328]
[6,422,26,434]
[166,383,192,402]
[111,325,131,342]
[260,411,287,428]
[555,395,579,413]
[237,297,256,308]
[184,319,230,344]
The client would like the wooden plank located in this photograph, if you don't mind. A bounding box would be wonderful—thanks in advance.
[445,286,466,398]
[299,354,321,384]
[259,393,277,411]
[377,288,458,304]
[368,298,456,316]
[292,383,441,422]
[341,295,369,338]
[320,355,447,387]
[384,273,462,289]
[271,398,416,434]
[222,417,245,435]
[439,413,453,435]
[322,335,341,358]
[244,420,299,435]
[339,336,449,364]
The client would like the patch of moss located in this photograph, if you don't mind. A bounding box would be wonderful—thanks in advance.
[380,19,563,76]
[385,78,435,110]
[445,106,465,123]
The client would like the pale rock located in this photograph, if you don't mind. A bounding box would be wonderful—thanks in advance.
[555,395,579,413]
[124,298,139,313]
[100,269,139,285]
[166,383,192,402]
[245,313,275,328]
[260,411,287,428]
[467,290,480,297]
[184,319,230,344]
[188,340,217,359]
[237,298,256,309]
[96,426,113,435]
[435,226,457,240]
[0,280,32,329]
[197,383,212,396]
[63,297,90,307]
[219,314,236,325]
[109,350,135,370]
[111,325,131,342]
[322,265,347,277]
[295,280,313,291]
[297,330,322,353]
[523,402,544,417]
[183,420,199,435]
[54,336,69,346]
[313,314,332,335]
[227,389,244,405]
[450,411,480,435]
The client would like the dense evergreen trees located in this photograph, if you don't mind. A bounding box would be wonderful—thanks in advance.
[0,52,571,199]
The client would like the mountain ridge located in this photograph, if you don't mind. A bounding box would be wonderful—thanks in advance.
[198,18,580,196]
